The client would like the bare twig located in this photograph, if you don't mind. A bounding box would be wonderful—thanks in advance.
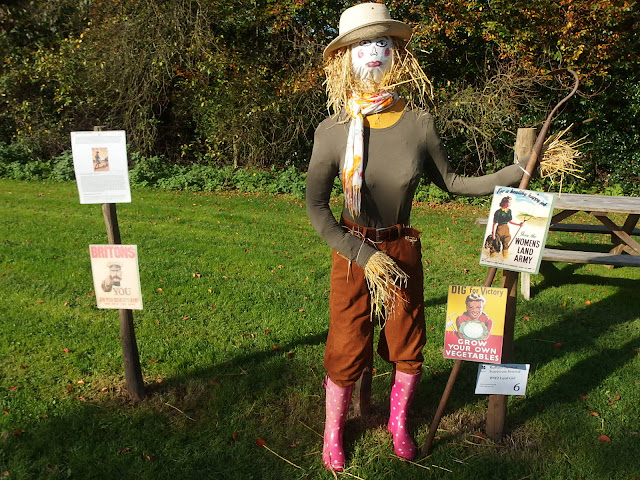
[164,402,196,422]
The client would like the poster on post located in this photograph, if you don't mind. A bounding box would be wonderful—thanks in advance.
[479,186,555,274]
[70,130,131,204]
[90,245,143,310]
[443,285,508,364]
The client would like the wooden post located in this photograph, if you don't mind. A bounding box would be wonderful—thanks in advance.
[351,364,372,416]
[485,270,518,439]
[95,126,145,402]
[485,128,536,439]
[514,128,537,300]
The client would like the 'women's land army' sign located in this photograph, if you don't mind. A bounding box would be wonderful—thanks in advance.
[443,285,508,364]
[479,186,555,274]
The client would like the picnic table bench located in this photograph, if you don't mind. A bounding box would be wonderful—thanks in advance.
[478,192,640,299]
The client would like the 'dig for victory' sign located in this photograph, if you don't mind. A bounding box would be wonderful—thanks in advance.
[443,285,508,364]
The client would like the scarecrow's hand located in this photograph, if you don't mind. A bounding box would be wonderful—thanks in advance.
[517,154,541,178]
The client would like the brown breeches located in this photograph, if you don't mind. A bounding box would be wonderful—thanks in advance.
[324,232,426,388]
[495,224,511,250]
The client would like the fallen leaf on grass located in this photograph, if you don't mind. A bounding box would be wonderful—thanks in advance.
[12,430,24,436]
[585,300,592,306]
[2,409,8,415]
[117,447,131,454]
[589,411,599,416]
[144,454,154,462]
[553,342,563,349]
[608,395,621,406]
[232,432,239,442]
[579,393,588,399]
[9,386,18,392]
[256,437,266,448]
[272,345,279,351]
[62,348,69,353]
[598,435,611,442]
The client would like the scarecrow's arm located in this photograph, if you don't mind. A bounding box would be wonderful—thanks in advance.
[422,115,526,196]
[306,124,378,268]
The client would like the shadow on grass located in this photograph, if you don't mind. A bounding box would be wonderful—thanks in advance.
[410,263,640,478]
[3,274,638,479]
[2,332,334,480]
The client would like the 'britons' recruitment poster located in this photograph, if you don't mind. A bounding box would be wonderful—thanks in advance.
[443,285,508,364]
[71,130,131,204]
[90,245,143,310]
[479,186,555,274]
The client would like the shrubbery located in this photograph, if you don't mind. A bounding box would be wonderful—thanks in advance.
[0,147,472,203]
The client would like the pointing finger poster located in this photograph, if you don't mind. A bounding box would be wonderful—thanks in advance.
[90,245,143,310]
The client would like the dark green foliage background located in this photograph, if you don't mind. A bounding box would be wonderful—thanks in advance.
[1,0,639,194]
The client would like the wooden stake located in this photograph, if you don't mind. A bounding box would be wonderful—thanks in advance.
[95,126,145,402]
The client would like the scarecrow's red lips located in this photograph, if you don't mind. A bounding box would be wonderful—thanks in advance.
[366,61,382,67]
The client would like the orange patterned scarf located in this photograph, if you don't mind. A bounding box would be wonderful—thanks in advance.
[343,91,398,218]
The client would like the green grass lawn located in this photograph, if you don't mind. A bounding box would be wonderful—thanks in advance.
[1,179,638,479]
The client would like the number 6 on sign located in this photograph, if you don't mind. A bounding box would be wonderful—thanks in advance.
[475,364,530,396]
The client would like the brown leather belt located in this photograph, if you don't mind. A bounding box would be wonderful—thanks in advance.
[342,217,413,243]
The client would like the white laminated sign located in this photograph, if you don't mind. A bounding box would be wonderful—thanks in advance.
[71,130,131,204]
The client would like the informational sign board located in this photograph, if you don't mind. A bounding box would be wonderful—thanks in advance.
[479,186,554,274]
[443,285,508,364]
[90,244,143,310]
[475,363,530,396]
[70,130,131,204]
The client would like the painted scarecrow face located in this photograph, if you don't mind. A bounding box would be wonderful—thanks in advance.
[350,36,393,86]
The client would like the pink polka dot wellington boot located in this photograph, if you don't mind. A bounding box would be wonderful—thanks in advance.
[322,376,353,472]
[387,370,420,460]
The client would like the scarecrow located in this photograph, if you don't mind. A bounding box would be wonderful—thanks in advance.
[306,2,528,471]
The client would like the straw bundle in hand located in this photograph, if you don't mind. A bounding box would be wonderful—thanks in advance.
[540,125,588,192]
[363,251,409,323]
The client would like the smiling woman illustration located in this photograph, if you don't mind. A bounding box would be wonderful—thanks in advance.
[456,293,493,341]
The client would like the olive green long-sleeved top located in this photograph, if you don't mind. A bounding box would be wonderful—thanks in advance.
[306,107,524,268]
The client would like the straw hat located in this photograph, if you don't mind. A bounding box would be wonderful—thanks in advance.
[323,3,413,59]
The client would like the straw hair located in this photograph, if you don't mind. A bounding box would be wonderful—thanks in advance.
[363,251,408,323]
[323,39,433,114]
[540,124,588,193]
